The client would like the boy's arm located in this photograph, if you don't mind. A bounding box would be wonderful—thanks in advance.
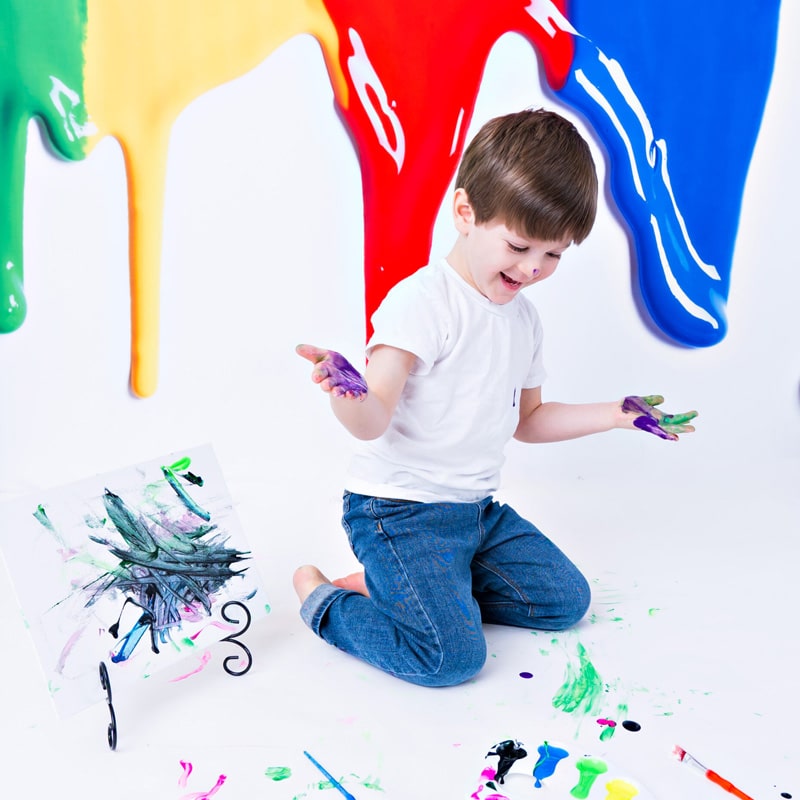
[513,387,697,443]
[296,343,416,440]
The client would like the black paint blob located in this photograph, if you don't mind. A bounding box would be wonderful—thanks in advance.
[780,792,792,798]
[621,720,641,732]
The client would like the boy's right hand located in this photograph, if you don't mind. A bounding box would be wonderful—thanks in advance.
[296,344,368,400]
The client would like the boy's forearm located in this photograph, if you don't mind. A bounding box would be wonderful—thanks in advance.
[330,392,393,440]
[513,400,624,443]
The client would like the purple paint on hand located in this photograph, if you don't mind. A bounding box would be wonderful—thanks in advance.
[296,344,368,399]
[324,351,368,397]
[622,395,697,441]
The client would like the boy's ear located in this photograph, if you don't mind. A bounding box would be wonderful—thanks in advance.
[452,187,475,233]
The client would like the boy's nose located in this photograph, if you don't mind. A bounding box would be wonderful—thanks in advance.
[518,257,542,279]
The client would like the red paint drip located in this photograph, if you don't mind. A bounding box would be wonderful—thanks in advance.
[320,0,574,340]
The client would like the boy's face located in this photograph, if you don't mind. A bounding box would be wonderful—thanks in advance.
[450,191,572,305]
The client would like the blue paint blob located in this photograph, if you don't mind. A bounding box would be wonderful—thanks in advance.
[532,742,569,788]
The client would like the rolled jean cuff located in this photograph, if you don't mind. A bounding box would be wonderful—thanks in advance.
[300,582,345,632]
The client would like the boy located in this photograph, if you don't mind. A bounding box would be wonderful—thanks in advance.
[294,109,696,687]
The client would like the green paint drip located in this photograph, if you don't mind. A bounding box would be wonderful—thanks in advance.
[552,642,604,716]
[570,757,608,799]
[265,766,292,781]
[359,775,384,791]
[0,0,92,332]
[599,702,629,741]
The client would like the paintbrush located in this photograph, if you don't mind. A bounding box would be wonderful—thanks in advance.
[673,745,754,800]
[303,750,357,800]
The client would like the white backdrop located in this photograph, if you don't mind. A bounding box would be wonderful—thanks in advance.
[1,6,798,799]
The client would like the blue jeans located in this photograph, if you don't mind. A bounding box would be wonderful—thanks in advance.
[300,493,590,687]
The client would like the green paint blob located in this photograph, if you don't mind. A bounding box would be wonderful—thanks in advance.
[168,456,192,472]
[265,766,292,781]
[0,0,91,333]
[552,642,604,716]
[570,757,608,799]
[599,724,616,742]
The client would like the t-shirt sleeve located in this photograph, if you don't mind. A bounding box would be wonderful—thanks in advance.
[523,302,547,389]
[365,271,446,376]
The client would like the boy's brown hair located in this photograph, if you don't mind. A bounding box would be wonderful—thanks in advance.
[455,108,598,244]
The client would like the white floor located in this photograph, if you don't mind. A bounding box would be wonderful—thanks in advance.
[1,451,797,799]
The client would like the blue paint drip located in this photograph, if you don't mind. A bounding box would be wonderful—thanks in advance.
[557,1,781,347]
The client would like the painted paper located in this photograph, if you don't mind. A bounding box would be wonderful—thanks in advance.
[0,444,265,716]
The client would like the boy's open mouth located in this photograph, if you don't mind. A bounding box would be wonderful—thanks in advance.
[500,272,522,288]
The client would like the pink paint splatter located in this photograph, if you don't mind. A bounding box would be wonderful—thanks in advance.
[179,774,226,800]
[169,650,212,682]
[178,761,193,788]
[188,621,235,641]
[470,767,511,800]
[55,628,84,674]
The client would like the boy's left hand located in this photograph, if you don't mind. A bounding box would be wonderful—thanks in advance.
[622,395,697,441]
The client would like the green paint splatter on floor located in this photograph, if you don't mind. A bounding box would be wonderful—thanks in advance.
[265,765,292,781]
[599,724,616,742]
[552,642,604,717]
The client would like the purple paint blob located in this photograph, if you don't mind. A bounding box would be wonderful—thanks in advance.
[519,671,534,679]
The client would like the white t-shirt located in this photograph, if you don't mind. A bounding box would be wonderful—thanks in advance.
[345,258,547,503]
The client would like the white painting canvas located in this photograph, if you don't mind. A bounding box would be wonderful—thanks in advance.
[0,444,266,717]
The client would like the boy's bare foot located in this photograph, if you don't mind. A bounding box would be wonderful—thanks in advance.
[293,565,331,603]
[332,571,370,597]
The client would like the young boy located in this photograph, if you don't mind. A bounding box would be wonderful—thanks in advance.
[294,108,696,687]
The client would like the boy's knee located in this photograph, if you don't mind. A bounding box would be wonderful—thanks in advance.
[403,636,487,687]
[551,572,592,630]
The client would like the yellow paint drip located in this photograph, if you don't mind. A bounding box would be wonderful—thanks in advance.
[82,0,344,396]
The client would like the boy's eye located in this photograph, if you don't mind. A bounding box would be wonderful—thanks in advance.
[548,252,563,260]
[507,243,528,253]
